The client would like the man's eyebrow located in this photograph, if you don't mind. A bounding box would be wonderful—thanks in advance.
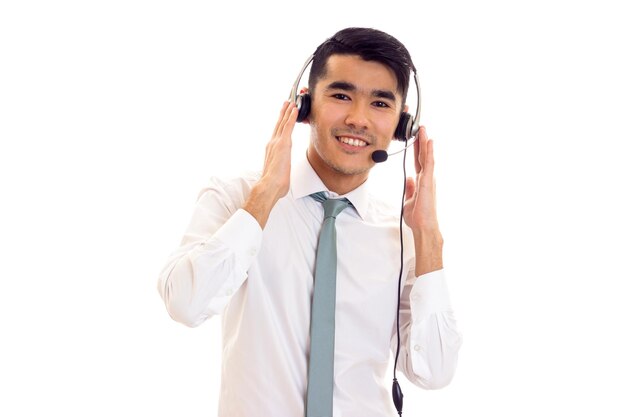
[325,81,397,102]
[325,81,356,91]
[372,89,397,102]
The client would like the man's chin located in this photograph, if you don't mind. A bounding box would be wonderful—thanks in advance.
[327,159,372,176]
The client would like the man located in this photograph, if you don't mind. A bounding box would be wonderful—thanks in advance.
[158,27,462,417]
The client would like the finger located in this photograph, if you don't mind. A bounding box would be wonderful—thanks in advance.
[413,128,422,173]
[421,139,435,184]
[404,177,416,201]
[276,103,298,136]
[417,126,428,174]
[279,105,299,141]
[272,101,290,137]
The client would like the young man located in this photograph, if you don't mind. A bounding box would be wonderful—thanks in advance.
[158,27,462,417]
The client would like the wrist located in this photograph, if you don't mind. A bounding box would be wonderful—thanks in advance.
[413,229,444,277]
[412,227,443,244]
[242,179,285,229]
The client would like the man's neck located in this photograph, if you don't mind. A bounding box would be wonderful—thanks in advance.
[306,150,369,196]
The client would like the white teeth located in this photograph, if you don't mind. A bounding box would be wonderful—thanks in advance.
[338,136,367,147]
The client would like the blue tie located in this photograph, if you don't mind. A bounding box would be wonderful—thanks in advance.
[306,192,351,417]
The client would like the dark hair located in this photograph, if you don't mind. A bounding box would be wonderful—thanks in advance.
[308,27,415,104]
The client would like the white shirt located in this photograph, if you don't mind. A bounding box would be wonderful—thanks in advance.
[158,158,462,417]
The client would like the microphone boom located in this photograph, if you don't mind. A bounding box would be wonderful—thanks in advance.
[370,136,418,163]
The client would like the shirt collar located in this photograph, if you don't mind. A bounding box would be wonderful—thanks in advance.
[290,155,370,219]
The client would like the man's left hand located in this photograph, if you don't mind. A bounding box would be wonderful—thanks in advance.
[403,126,444,276]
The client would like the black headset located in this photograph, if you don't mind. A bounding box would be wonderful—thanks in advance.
[288,54,421,143]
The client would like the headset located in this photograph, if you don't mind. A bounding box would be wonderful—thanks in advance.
[290,53,423,416]
[288,54,422,163]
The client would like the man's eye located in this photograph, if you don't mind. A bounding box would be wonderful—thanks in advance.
[373,101,390,108]
[333,94,350,100]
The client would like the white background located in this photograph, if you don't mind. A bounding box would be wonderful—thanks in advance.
[1,1,625,416]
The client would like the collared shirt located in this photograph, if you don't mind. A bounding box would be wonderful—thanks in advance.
[158,158,462,417]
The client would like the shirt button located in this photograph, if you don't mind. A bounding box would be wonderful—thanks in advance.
[226,289,233,296]
[250,248,257,256]
[414,345,422,352]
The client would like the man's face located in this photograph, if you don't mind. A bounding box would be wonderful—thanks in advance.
[307,54,403,183]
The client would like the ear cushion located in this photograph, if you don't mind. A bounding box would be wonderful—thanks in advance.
[296,93,311,123]
[394,112,414,141]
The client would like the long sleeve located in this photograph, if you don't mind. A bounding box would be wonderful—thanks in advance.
[392,269,463,389]
[157,175,262,327]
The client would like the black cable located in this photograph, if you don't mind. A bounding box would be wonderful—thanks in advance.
[392,142,409,416]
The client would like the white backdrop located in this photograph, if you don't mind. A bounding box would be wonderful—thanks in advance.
[2,1,625,416]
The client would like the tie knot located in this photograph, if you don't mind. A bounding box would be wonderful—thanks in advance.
[310,192,351,219]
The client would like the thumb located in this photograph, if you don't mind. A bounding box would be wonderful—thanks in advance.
[404,177,416,201]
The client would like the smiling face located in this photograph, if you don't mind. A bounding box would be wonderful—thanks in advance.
[307,54,404,194]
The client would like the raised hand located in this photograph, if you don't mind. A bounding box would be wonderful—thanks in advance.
[243,102,299,228]
[402,126,444,276]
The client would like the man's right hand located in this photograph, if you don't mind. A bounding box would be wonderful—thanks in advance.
[242,101,299,228]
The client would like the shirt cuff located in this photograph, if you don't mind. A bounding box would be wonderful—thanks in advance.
[409,269,452,322]
[210,208,262,265]
[188,209,263,316]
